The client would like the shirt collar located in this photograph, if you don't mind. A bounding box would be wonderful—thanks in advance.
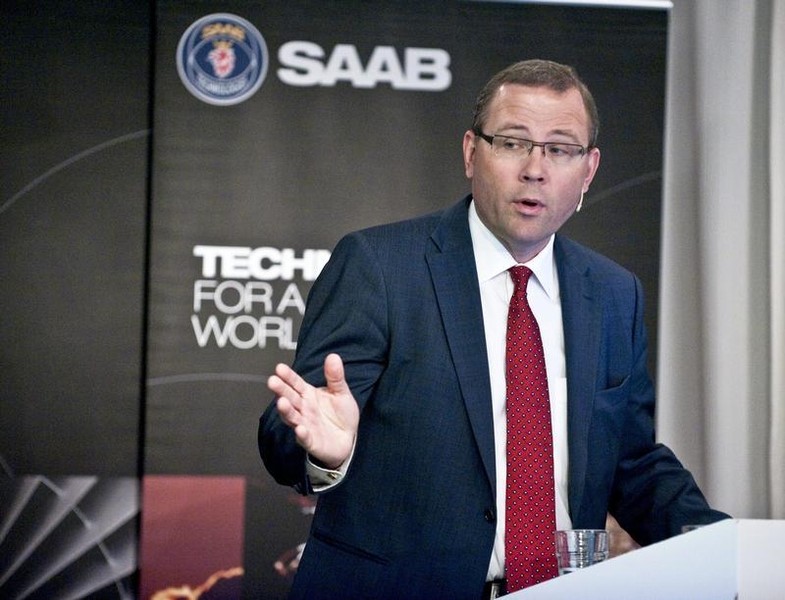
[468,199,559,300]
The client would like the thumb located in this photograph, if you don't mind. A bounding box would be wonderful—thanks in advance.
[323,353,349,394]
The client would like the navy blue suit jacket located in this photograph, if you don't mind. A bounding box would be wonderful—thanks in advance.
[259,196,727,599]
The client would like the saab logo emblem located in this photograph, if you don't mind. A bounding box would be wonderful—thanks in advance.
[177,13,268,106]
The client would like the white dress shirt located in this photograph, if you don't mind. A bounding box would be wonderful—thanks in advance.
[468,201,572,580]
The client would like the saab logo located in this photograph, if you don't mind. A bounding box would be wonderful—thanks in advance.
[177,13,268,106]
[278,42,451,91]
[178,15,452,101]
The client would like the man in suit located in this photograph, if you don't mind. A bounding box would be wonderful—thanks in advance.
[259,59,728,599]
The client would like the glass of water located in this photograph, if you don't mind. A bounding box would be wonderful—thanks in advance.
[554,529,609,575]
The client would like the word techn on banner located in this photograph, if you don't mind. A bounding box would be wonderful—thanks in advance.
[191,245,331,350]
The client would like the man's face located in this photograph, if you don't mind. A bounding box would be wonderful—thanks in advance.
[463,84,601,263]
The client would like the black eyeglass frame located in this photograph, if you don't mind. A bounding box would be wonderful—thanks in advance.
[474,129,592,158]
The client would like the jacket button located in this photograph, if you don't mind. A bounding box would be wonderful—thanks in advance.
[484,508,496,523]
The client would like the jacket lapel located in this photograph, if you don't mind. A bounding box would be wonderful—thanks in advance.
[422,211,603,508]
[426,198,496,493]
[555,236,601,522]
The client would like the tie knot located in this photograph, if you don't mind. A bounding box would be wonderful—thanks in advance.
[509,265,532,292]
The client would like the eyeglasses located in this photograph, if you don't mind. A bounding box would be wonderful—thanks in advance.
[475,130,589,165]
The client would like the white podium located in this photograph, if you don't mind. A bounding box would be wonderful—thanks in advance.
[511,519,785,600]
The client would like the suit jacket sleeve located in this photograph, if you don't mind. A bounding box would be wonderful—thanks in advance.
[258,230,389,493]
[605,274,729,543]
[557,236,728,543]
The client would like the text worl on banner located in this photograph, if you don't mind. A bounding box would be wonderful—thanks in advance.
[191,245,330,350]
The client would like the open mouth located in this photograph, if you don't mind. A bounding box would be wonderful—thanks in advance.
[515,198,543,210]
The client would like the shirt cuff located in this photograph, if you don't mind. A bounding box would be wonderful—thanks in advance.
[305,436,356,493]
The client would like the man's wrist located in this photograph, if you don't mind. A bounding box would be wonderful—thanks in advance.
[305,436,356,492]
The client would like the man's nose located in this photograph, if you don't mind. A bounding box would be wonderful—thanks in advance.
[520,146,547,181]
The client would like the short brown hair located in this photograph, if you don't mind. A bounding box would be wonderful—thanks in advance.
[471,59,600,147]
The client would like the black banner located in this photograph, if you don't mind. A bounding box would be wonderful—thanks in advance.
[1,2,667,598]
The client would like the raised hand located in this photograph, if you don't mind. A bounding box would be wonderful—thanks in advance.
[267,353,360,469]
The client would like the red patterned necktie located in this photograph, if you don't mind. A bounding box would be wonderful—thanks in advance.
[505,265,558,591]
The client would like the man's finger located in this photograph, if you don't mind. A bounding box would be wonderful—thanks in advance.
[267,374,303,411]
[274,363,312,397]
[323,353,349,394]
[275,395,302,428]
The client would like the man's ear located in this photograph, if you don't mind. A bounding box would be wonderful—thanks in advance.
[463,130,477,178]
